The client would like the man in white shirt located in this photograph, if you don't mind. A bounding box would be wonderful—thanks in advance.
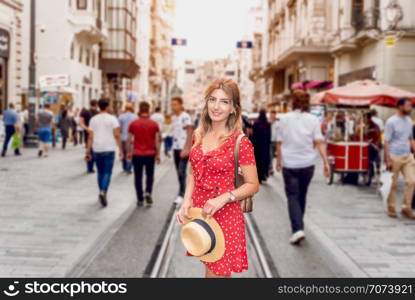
[276,90,330,245]
[370,109,384,132]
[150,106,164,130]
[171,97,193,204]
[87,98,123,207]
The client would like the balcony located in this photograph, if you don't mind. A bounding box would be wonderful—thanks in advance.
[67,11,107,44]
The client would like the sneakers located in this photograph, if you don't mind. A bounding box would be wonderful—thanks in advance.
[144,193,153,205]
[387,209,397,218]
[174,196,183,205]
[38,150,43,157]
[289,230,305,245]
[1,151,5,157]
[137,200,144,207]
[401,208,415,219]
[99,191,107,207]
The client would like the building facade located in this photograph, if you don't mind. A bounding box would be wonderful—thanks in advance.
[100,0,139,112]
[148,0,175,112]
[331,0,415,95]
[0,0,24,113]
[34,0,107,110]
[262,0,336,110]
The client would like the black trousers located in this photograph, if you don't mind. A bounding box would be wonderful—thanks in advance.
[173,149,189,197]
[132,155,155,202]
[282,166,315,233]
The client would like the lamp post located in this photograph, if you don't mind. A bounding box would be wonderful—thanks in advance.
[24,0,38,148]
[385,0,403,31]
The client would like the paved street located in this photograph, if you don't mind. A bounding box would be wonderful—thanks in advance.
[1,144,414,278]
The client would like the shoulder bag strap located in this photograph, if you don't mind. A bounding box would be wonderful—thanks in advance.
[234,133,245,186]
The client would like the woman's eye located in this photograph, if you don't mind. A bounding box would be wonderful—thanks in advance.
[221,100,229,105]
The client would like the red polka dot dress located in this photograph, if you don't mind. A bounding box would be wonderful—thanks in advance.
[186,130,256,276]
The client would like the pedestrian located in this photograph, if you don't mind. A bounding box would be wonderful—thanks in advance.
[22,105,29,138]
[36,103,54,157]
[58,109,72,150]
[269,110,278,176]
[161,114,173,158]
[150,106,164,129]
[127,101,160,206]
[276,90,330,245]
[370,109,384,132]
[384,97,415,219]
[321,111,334,140]
[176,78,259,278]
[1,103,21,157]
[118,103,138,173]
[363,112,381,178]
[86,98,123,207]
[74,108,84,145]
[80,100,99,173]
[252,109,271,183]
[171,96,193,204]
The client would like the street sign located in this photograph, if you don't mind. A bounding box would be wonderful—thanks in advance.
[172,38,187,46]
[384,34,396,47]
[237,41,253,49]
[39,74,70,89]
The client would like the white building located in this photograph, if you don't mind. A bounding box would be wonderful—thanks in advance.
[35,0,107,110]
[135,0,152,104]
[0,0,25,113]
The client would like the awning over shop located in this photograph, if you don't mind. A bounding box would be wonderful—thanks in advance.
[291,80,333,90]
[311,80,415,107]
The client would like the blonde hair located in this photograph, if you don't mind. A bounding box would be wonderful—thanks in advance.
[193,78,243,147]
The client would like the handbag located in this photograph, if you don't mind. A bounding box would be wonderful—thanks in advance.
[234,133,254,213]
[11,133,21,149]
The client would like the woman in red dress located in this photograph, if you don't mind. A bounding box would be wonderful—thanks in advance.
[176,78,259,278]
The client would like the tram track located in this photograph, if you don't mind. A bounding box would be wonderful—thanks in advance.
[145,202,279,278]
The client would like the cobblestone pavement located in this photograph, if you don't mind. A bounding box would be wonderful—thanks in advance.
[268,160,414,278]
[0,145,170,277]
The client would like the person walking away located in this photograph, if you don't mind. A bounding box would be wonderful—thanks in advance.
[58,109,72,150]
[161,114,173,158]
[252,109,271,184]
[276,90,330,245]
[118,103,138,173]
[371,109,384,132]
[127,101,160,206]
[363,112,381,179]
[384,97,415,219]
[2,103,21,157]
[22,105,29,138]
[269,110,278,176]
[36,103,54,157]
[86,98,123,207]
[74,108,83,145]
[80,100,99,173]
[150,106,164,129]
[171,97,193,204]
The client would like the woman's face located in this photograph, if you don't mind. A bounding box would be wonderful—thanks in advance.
[207,89,233,123]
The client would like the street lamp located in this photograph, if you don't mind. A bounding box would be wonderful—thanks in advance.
[385,0,403,31]
[24,0,38,148]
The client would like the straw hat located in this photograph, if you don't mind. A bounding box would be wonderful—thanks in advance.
[180,207,225,263]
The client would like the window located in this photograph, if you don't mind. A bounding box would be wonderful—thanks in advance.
[70,41,74,60]
[77,0,87,10]
[79,47,83,63]
[86,49,90,66]
[352,0,364,31]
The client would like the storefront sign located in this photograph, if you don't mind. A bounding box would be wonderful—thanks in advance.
[0,28,10,58]
[39,74,70,89]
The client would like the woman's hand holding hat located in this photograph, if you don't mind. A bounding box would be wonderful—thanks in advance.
[202,194,229,219]
[177,199,192,224]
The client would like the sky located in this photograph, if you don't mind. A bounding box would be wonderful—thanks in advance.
[173,0,257,62]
